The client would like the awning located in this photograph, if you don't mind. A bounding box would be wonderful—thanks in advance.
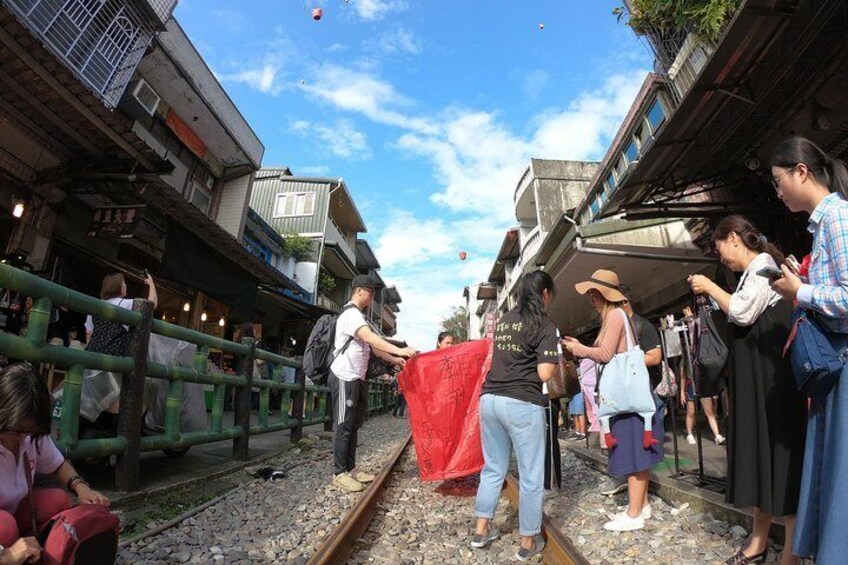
[608,0,848,216]
[82,173,306,298]
[540,218,717,335]
[161,220,258,315]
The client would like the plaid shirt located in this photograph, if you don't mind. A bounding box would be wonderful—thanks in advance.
[796,192,848,334]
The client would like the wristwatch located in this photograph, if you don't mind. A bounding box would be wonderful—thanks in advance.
[0,543,5,556]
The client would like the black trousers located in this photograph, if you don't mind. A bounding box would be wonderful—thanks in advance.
[545,398,563,490]
[329,374,369,475]
[392,393,406,416]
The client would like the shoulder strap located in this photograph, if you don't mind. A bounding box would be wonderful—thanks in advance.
[618,309,637,349]
[23,448,38,535]
[331,304,362,361]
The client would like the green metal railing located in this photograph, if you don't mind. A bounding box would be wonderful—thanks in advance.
[0,264,395,491]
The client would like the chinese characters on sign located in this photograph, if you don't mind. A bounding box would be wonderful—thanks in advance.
[87,205,144,239]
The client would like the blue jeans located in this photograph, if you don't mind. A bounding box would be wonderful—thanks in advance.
[474,393,546,536]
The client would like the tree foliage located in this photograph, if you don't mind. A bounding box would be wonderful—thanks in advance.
[440,306,469,343]
[614,0,740,43]
[281,233,314,261]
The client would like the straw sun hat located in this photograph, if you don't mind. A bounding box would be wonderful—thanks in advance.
[574,269,627,303]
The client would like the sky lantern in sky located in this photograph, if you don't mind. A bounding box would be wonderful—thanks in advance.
[538,23,545,30]
[312,8,323,21]
[459,251,467,261]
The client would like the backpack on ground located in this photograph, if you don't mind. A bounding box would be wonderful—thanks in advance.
[39,504,120,565]
[302,304,358,385]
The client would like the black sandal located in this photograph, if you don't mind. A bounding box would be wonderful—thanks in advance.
[724,548,767,565]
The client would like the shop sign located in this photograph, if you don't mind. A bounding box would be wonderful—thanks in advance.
[87,205,144,239]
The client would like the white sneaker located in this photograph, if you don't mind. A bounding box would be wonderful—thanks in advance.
[686,434,696,445]
[603,511,645,532]
[715,434,726,445]
[610,504,652,521]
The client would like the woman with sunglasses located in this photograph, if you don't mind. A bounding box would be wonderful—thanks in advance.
[769,136,848,565]
[0,364,110,565]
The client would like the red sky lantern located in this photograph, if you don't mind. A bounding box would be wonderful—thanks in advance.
[312,8,323,21]
[459,251,467,261]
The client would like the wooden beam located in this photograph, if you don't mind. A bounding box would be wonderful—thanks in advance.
[0,91,73,161]
[0,66,101,157]
[0,26,158,171]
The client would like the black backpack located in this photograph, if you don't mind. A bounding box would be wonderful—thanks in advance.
[303,304,358,385]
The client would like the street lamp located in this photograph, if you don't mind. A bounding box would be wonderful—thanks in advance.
[200,311,207,322]
[12,199,25,218]
[218,316,225,327]
[182,301,191,312]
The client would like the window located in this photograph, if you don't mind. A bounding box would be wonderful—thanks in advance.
[647,100,666,132]
[274,192,315,218]
[606,173,617,191]
[624,140,639,164]
[590,200,600,217]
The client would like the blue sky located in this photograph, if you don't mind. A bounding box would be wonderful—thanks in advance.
[174,0,652,349]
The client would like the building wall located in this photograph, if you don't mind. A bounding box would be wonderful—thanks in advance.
[216,172,253,238]
[250,178,330,236]
[532,160,598,233]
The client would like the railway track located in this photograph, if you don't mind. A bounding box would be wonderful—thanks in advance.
[308,434,590,565]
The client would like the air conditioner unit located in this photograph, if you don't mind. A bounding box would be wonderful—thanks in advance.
[132,79,160,116]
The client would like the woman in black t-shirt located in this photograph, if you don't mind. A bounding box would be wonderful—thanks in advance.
[471,271,559,562]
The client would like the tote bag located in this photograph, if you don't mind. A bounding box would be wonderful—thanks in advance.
[596,310,656,443]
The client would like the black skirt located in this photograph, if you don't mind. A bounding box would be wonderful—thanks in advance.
[726,300,806,516]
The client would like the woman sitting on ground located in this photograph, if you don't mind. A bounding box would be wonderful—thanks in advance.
[0,364,110,565]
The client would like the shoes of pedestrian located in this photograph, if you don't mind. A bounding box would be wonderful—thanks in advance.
[544,488,559,499]
[715,434,726,445]
[350,469,376,483]
[724,548,767,564]
[599,478,628,496]
[611,504,652,520]
[515,534,546,561]
[686,433,697,445]
[332,472,364,493]
[470,527,500,549]
[603,511,645,532]
[572,432,586,441]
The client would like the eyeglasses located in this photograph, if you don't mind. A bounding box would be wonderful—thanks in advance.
[771,166,797,191]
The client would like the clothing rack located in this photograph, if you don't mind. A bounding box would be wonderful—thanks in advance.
[661,307,726,492]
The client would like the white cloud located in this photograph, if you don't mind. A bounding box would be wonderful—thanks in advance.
[302,65,438,134]
[218,62,282,94]
[374,210,454,267]
[292,119,372,160]
[364,27,422,56]
[396,70,648,222]
[353,0,409,21]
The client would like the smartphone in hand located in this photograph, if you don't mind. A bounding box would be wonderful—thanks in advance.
[756,266,783,281]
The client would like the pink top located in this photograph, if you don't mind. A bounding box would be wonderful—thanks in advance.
[0,435,65,513]
[570,308,630,364]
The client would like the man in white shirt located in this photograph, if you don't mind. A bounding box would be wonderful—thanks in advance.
[330,275,417,493]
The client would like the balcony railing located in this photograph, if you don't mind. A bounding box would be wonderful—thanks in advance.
[2,0,175,108]
[520,227,542,265]
[317,293,341,313]
[324,218,356,268]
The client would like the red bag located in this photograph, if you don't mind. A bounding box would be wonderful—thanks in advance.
[40,505,119,565]
[399,339,492,481]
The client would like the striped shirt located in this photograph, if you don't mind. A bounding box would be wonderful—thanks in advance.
[796,192,848,334]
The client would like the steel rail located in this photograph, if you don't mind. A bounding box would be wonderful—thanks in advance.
[307,433,412,565]
[504,475,592,565]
